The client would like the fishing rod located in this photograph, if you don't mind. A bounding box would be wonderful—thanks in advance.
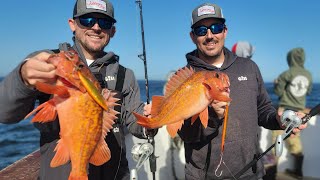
[234,104,320,179]
[135,0,157,179]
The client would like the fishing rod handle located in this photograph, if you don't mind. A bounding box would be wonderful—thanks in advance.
[234,159,258,179]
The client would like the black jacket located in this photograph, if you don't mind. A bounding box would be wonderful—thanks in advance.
[178,48,281,180]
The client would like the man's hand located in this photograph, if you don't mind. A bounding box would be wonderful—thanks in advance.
[277,110,308,137]
[211,100,229,119]
[143,103,152,118]
[211,91,230,119]
[20,52,56,88]
[142,103,158,137]
[292,112,308,134]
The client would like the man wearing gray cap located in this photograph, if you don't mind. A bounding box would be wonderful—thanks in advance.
[177,3,307,180]
[0,0,152,179]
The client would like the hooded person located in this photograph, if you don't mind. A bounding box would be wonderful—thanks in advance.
[273,47,313,179]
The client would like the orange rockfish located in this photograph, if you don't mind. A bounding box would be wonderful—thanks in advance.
[25,50,119,180]
[133,67,231,137]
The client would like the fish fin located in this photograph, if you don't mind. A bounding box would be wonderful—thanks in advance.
[50,139,70,167]
[164,67,194,97]
[68,173,88,180]
[102,89,121,108]
[203,82,231,102]
[166,120,184,138]
[35,81,69,98]
[191,114,199,125]
[199,107,208,128]
[25,99,58,123]
[151,96,165,117]
[133,112,155,129]
[89,139,111,166]
[102,108,118,137]
[101,89,120,137]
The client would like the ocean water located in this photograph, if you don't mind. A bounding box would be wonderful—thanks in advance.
[0,77,319,170]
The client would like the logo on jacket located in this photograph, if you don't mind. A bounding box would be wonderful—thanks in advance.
[113,127,119,133]
[290,75,309,97]
[238,76,247,81]
[105,76,115,81]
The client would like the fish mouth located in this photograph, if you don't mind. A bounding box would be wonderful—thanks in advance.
[60,78,75,88]
[59,76,86,93]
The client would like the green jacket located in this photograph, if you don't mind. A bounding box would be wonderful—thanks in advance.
[274,48,312,111]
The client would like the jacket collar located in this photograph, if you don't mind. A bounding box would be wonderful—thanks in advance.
[186,47,236,71]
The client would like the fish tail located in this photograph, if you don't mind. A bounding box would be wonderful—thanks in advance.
[133,112,155,129]
[68,172,88,180]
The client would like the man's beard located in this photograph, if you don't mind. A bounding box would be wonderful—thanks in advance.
[82,40,106,54]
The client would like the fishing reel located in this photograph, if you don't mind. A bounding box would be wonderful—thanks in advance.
[130,143,154,180]
[235,104,320,179]
[274,110,302,157]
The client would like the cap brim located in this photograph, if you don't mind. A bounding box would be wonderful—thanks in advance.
[191,17,225,28]
[73,12,116,23]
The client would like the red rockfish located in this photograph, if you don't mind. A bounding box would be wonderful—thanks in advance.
[25,50,119,180]
[134,67,231,137]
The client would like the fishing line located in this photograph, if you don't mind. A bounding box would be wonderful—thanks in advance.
[113,130,123,180]
[215,104,232,178]
[215,153,238,179]
[135,1,156,180]
[215,152,224,177]
[135,3,142,60]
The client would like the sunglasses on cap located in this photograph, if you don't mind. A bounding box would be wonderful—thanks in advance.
[78,16,113,30]
[192,24,225,36]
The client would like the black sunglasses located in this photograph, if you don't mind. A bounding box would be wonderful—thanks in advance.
[192,24,225,36]
[78,16,113,30]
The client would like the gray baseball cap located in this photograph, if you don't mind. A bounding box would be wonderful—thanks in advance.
[73,0,116,22]
[191,3,225,27]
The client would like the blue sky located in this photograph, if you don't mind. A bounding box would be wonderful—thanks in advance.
[1,0,319,82]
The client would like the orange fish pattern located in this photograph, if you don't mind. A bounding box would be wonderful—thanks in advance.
[25,50,119,180]
[134,67,231,137]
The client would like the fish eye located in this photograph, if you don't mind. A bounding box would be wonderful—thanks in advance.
[215,73,220,78]
[78,64,84,69]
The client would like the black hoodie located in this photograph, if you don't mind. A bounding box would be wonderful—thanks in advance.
[178,48,281,180]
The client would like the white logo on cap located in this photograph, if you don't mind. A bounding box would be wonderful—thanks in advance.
[86,0,107,11]
[198,5,215,16]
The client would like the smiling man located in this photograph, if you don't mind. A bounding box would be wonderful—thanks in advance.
[177,3,307,180]
[0,0,151,179]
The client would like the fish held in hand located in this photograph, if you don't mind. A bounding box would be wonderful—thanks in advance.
[133,67,231,137]
[25,50,119,180]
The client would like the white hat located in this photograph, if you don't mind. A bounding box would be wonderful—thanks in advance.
[232,41,255,58]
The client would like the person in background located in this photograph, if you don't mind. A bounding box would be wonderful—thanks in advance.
[0,0,153,179]
[273,47,312,179]
[232,41,255,59]
[177,3,307,180]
